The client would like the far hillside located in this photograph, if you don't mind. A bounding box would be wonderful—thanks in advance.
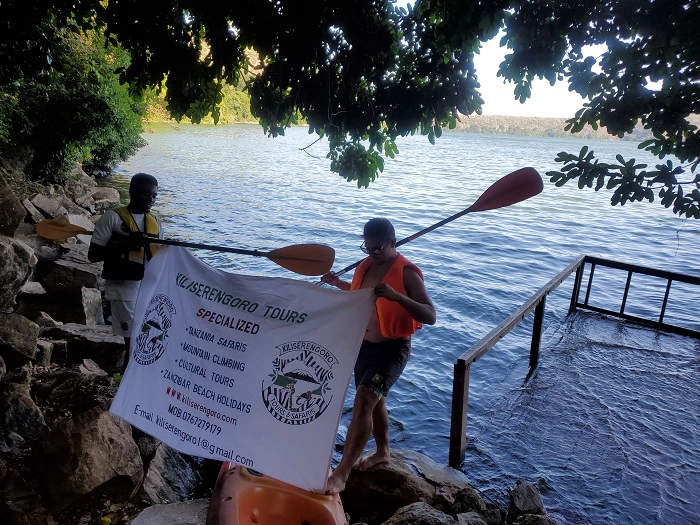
[145,89,699,143]
[453,114,649,141]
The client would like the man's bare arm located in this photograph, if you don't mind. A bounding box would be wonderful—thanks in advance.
[373,267,436,325]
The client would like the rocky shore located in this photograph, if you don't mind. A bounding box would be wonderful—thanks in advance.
[0,163,555,525]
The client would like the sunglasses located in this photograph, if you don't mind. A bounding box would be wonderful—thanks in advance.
[360,241,388,255]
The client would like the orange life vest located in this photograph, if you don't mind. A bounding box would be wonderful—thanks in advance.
[350,252,424,339]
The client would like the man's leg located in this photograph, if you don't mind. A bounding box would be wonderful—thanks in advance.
[121,338,130,373]
[110,300,135,374]
[358,396,391,470]
[326,385,381,494]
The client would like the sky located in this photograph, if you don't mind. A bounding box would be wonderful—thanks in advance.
[472,35,587,119]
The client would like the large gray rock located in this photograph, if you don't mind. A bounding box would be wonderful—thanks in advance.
[131,499,209,525]
[507,479,545,523]
[0,235,36,312]
[0,313,40,367]
[16,286,104,326]
[22,197,46,224]
[0,382,47,443]
[342,449,487,525]
[90,186,121,210]
[42,243,104,294]
[383,502,457,525]
[456,512,489,525]
[64,169,98,210]
[0,175,27,235]
[28,193,65,218]
[13,222,62,266]
[29,365,114,426]
[141,443,199,504]
[42,323,123,372]
[34,405,143,513]
[56,196,92,218]
[81,286,105,325]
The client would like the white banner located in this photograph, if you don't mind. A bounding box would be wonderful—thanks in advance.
[110,246,374,492]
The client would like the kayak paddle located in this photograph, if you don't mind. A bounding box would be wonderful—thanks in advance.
[322,166,544,280]
[35,219,335,276]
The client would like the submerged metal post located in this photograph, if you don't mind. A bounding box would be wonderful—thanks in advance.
[569,262,584,314]
[449,358,470,468]
[530,296,547,370]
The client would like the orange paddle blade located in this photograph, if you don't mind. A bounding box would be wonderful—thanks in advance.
[267,244,335,276]
[36,219,92,240]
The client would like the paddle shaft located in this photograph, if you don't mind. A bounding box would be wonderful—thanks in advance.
[143,237,322,262]
[323,166,543,280]
[329,206,475,278]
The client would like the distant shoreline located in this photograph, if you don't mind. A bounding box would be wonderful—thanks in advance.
[142,114,653,142]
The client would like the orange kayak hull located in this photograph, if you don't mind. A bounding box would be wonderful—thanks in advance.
[206,462,348,525]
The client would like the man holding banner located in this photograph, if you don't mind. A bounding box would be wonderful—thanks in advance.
[322,218,436,494]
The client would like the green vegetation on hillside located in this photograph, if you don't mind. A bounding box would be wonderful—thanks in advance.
[144,84,255,125]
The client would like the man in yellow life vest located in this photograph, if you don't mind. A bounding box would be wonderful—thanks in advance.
[321,218,436,494]
[88,173,162,372]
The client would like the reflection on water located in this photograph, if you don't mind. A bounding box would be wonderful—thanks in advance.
[116,125,699,524]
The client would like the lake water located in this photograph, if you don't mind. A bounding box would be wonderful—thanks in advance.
[114,124,699,524]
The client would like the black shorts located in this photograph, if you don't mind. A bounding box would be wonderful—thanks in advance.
[354,339,410,397]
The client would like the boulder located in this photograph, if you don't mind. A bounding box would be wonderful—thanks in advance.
[16,286,104,326]
[35,340,54,366]
[29,365,114,426]
[19,281,46,296]
[34,405,143,513]
[75,358,108,377]
[22,198,46,224]
[28,193,64,218]
[507,479,545,524]
[55,196,92,218]
[0,313,40,368]
[90,186,121,210]
[131,499,209,525]
[0,176,28,235]
[13,222,62,266]
[0,382,47,443]
[0,235,37,313]
[383,502,456,525]
[141,443,199,504]
[342,449,487,525]
[42,243,104,294]
[42,323,123,372]
[456,512,489,525]
[64,170,98,210]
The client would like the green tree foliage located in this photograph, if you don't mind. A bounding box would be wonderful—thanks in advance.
[0,8,145,183]
[497,1,700,218]
[1,1,698,217]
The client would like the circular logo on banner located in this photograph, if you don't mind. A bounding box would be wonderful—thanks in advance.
[133,294,176,366]
[262,341,339,425]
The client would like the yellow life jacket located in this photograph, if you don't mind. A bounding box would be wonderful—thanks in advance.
[101,207,160,280]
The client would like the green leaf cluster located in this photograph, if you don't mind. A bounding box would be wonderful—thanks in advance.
[1,0,698,217]
[548,147,699,219]
[499,0,699,218]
